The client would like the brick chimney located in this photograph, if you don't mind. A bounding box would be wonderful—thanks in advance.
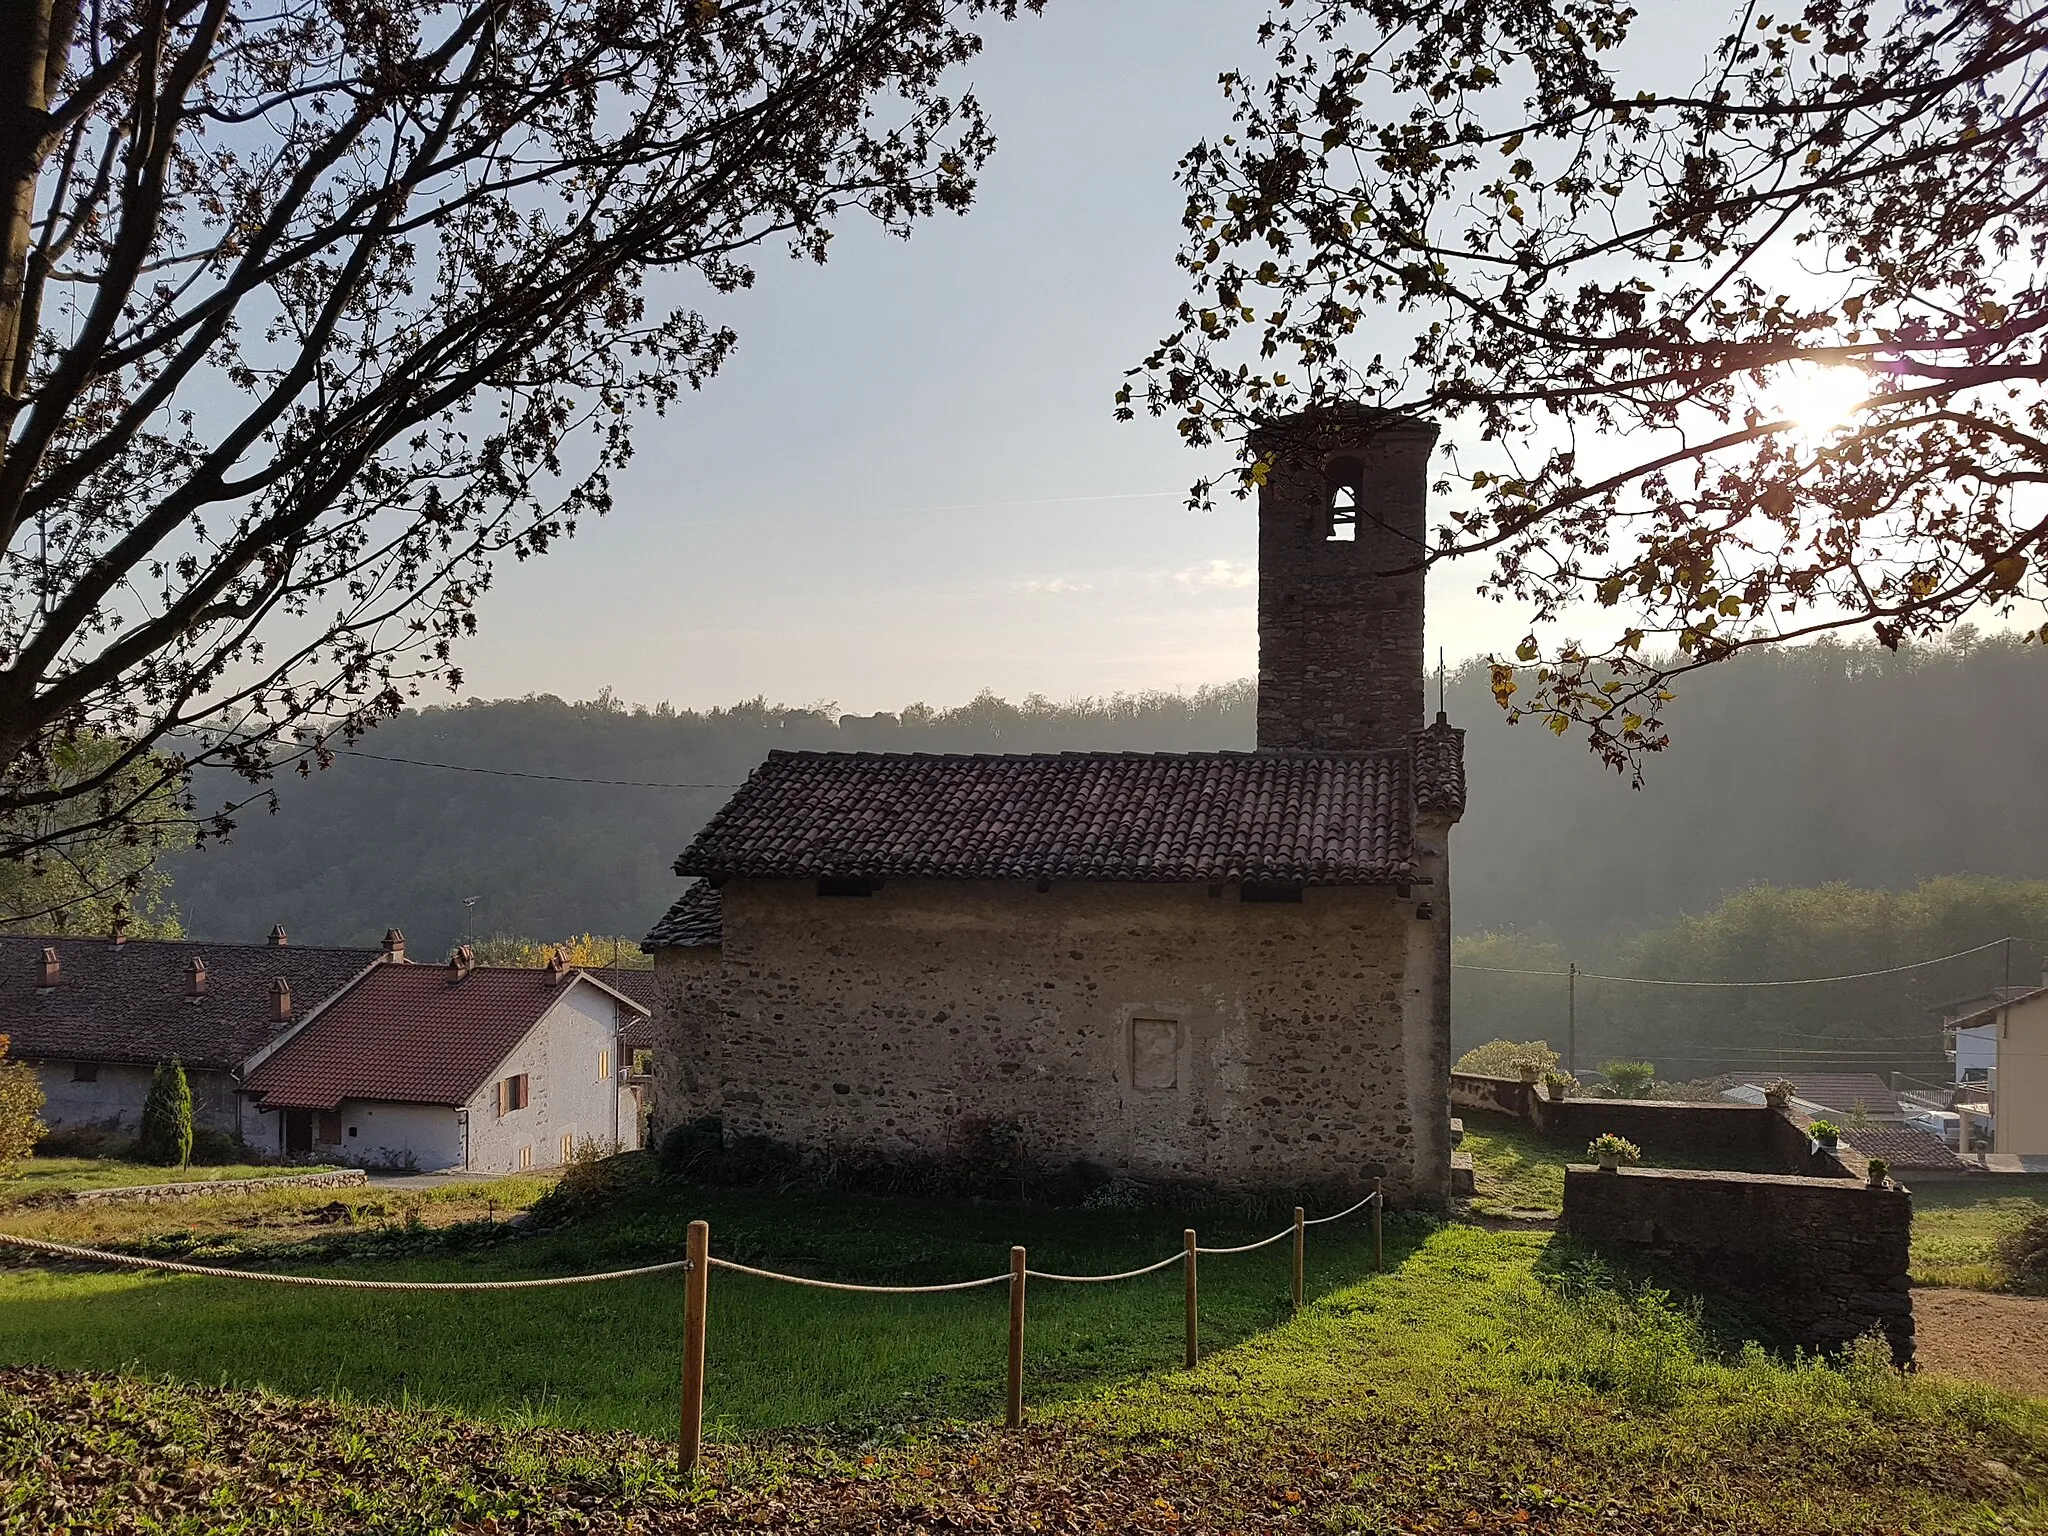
[109,913,129,948]
[37,947,58,988]
[447,943,475,980]
[268,924,289,948]
[382,928,406,963]
[186,955,208,997]
[271,977,293,1021]
[1252,406,1438,753]
[546,947,569,983]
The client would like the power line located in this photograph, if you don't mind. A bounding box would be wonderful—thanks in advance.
[1453,937,2008,989]
[336,749,740,789]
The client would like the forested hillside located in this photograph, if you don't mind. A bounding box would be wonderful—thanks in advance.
[158,635,2048,975]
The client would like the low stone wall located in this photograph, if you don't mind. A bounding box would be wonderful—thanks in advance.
[1451,1074,1857,1176]
[1448,1072,1532,1119]
[69,1169,368,1205]
[1562,1166,1913,1364]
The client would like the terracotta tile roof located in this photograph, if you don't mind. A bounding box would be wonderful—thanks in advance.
[1841,1127,1968,1171]
[1741,1072,1903,1119]
[0,935,378,1071]
[675,744,1456,886]
[241,965,643,1112]
[642,882,722,951]
[1413,719,1467,816]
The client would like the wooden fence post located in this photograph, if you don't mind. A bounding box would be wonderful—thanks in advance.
[1183,1229,1199,1368]
[1007,1245,1027,1429]
[1372,1179,1384,1274]
[1291,1206,1305,1310]
[679,1219,710,1476]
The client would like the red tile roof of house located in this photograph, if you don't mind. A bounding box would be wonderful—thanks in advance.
[0,935,379,1071]
[241,965,646,1111]
[675,736,1464,887]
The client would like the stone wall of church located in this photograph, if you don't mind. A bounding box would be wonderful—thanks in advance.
[651,875,1449,1206]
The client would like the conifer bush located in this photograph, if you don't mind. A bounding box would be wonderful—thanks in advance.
[137,1060,194,1169]
[0,1035,46,1174]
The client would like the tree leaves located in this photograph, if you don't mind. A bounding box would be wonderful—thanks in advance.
[1131,0,2048,772]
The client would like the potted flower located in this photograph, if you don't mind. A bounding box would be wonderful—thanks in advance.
[1865,1156,1890,1187]
[1512,1056,1544,1085]
[1764,1079,1798,1110]
[1808,1119,1841,1148]
[1542,1069,1575,1103]
[1587,1133,1641,1172]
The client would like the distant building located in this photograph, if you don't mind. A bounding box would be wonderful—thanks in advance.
[643,409,1466,1204]
[1944,979,2048,1156]
[240,948,649,1171]
[1722,1072,1907,1125]
[0,929,380,1141]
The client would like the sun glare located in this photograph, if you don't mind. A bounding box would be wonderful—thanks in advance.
[1768,364,1871,440]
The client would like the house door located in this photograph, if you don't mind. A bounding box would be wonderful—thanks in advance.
[284,1109,313,1156]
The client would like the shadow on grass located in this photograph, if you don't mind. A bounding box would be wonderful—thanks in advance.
[0,1182,1428,1439]
[1528,1230,1811,1364]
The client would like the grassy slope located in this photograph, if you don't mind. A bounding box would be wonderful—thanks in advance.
[4,1222,2045,1535]
[0,1158,337,1204]
[0,1182,1378,1434]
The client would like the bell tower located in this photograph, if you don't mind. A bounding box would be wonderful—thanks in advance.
[1253,408,1438,753]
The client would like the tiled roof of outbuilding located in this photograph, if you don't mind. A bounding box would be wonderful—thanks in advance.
[642,882,723,951]
[1743,1072,1903,1119]
[675,745,1446,886]
[1841,1127,1968,1171]
[241,965,647,1112]
[0,936,378,1071]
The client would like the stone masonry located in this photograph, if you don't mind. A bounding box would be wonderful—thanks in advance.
[1255,409,1439,756]
[660,878,1447,1202]
[1563,1166,1915,1365]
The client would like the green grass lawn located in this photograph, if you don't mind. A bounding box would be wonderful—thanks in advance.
[1910,1176,2048,1290]
[0,1157,337,1205]
[4,1217,2044,1534]
[0,1180,1383,1435]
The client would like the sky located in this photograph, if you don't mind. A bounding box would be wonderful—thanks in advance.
[459,0,1530,715]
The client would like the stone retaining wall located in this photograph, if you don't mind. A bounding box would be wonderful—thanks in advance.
[69,1169,368,1205]
[1562,1165,1913,1364]
[1450,1073,1858,1176]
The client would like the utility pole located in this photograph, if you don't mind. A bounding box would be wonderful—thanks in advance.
[1567,961,1578,1075]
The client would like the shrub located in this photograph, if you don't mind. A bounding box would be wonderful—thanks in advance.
[528,1149,658,1226]
[1996,1209,2048,1294]
[0,1034,47,1175]
[1454,1039,1560,1079]
[189,1126,263,1166]
[1807,1119,1841,1144]
[1600,1060,1657,1098]
[136,1060,194,1168]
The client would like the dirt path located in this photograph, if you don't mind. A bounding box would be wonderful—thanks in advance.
[1914,1288,2048,1398]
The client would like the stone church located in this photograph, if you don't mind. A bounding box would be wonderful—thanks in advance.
[644,408,1463,1203]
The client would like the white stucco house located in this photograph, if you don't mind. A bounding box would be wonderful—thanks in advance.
[240,948,650,1172]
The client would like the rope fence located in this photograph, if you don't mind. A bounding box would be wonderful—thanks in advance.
[0,1233,693,1290]
[1,1176,1389,1475]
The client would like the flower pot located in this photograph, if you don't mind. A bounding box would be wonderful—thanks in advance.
[1597,1156,1621,1172]
[1518,1066,1540,1085]
[1814,1135,1838,1150]
[1764,1093,1790,1110]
